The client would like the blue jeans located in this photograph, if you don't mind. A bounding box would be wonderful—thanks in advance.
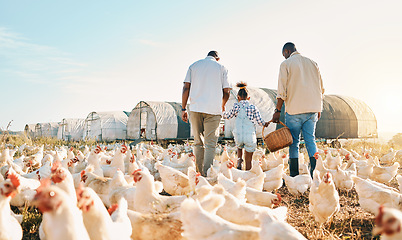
[285,113,318,159]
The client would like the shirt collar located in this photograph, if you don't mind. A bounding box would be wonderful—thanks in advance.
[290,51,300,57]
[239,100,249,105]
[205,56,217,61]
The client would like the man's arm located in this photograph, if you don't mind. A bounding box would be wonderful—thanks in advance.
[271,98,284,123]
[222,88,230,112]
[181,82,191,123]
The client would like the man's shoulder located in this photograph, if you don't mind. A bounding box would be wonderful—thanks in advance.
[191,58,226,70]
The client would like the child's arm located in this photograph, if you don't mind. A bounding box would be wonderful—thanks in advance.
[252,106,267,127]
[222,103,240,120]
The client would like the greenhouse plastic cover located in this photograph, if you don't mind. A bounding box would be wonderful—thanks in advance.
[127,101,178,140]
[35,122,59,138]
[57,119,85,141]
[83,111,128,141]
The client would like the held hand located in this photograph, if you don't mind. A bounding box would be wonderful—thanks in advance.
[271,112,281,123]
[264,122,270,128]
[318,112,321,120]
[182,111,188,123]
[222,105,226,112]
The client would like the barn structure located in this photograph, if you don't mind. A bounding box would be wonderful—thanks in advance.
[57,118,85,141]
[83,111,129,141]
[126,101,191,141]
[34,122,59,138]
[316,95,377,139]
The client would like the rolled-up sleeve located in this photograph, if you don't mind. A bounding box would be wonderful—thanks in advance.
[184,67,191,83]
[277,62,288,100]
[221,66,231,89]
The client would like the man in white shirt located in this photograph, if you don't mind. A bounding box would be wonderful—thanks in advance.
[272,42,324,177]
[182,51,231,176]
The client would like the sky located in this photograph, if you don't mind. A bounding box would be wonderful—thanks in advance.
[1,0,402,135]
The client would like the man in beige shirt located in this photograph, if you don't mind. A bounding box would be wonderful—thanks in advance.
[272,42,324,177]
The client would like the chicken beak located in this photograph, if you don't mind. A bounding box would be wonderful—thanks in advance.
[372,226,383,236]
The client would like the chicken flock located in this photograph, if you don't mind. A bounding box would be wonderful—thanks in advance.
[1,142,402,240]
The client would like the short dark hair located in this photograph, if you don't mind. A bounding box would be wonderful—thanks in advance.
[207,51,219,58]
[282,42,296,53]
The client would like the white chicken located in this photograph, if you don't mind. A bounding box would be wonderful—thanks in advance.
[210,184,287,227]
[7,168,40,208]
[259,211,307,240]
[132,168,187,214]
[370,162,400,183]
[76,185,131,240]
[263,164,284,192]
[265,152,285,171]
[230,159,262,182]
[282,173,312,196]
[0,173,23,240]
[373,205,402,240]
[155,162,191,195]
[180,198,260,240]
[353,176,402,214]
[327,164,356,191]
[380,148,396,164]
[50,160,77,204]
[218,173,281,208]
[309,170,340,224]
[101,145,128,177]
[32,180,90,240]
[81,169,113,206]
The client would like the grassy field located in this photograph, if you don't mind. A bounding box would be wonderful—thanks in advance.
[2,134,401,240]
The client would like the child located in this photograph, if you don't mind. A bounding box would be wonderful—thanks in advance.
[222,82,269,170]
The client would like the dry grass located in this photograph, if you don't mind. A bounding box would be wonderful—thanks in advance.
[278,187,380,240]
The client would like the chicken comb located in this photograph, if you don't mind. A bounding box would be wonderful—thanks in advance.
[51,160,61,172]
[130,153,135,160]
[8,173,20,189]
[37,178,51,193]
[376,205,384,225]
[196,172,201,177]
[276,192,282,204]
[80,170,86,178]
[108,204,119,216]
[29,159,33,164]
[132,169,141,175]
[324,149,328,154]
[314,152,320,159]
[69,147,74,151]
[345,153,350,158]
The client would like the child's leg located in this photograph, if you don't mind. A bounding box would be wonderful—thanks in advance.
[237,148,243,160]
[237,148,243,170]
[244,151,253,170]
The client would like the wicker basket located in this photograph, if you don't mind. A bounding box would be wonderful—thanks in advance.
[262,121,293,152]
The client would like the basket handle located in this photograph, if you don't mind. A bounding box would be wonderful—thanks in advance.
[262,121,288,138]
